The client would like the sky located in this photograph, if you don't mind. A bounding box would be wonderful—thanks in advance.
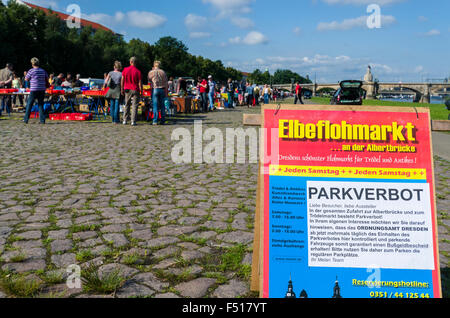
[7,0,450,83]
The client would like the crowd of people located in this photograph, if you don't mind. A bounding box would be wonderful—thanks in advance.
[0,57,305,124]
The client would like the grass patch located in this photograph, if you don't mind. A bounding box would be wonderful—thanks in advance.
[9,251,27,263]
[70,224,101,233]
[0,273,43,297]
[76,249,94,263]
[81,263,126,294]
[121,253,140,266]
[218,245,246,272]
[41,271,65,285]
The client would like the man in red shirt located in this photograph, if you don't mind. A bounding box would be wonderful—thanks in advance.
[294,82,304,104]
[121,57,142,126]
[198,77,208,113]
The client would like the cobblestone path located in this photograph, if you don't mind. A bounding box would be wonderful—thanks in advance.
[0,106,448,298]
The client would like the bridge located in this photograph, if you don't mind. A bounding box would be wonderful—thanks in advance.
[273,82,450,103]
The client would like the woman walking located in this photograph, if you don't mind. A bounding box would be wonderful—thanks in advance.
[103,61,123,124]
[23,57,49,124]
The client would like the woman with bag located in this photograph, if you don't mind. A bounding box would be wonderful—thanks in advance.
[103,61,123,124]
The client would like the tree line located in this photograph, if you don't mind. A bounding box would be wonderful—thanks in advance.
[0,0,310,85]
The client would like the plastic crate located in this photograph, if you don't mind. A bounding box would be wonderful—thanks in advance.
[46,89,66,95]
[49,113,62,120]
[30,112,39,118]
[82,88,109,96]
[49,113,93,121]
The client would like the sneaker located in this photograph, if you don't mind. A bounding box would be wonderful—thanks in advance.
[152,122,158,126]
[123,121,127,125]
[131,122,137,126]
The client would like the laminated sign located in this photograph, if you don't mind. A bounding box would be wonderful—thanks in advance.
[255,105,442,298]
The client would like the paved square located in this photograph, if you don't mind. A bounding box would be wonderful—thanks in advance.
[0,107,448,298]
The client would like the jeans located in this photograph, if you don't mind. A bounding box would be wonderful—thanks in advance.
[24,91,45,123]
[152,88,166,124]
[1,96,12,116]
[227,93,234,108]
[201,92,208,112]
[294,95,304,104]
[109,98,120,123]
[247,94,253,106]
[208,92,214,110]
[264,94,269,104]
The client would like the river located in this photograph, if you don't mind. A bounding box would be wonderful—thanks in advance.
[380,96,446,104]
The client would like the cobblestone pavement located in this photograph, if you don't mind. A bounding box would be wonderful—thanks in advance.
[0,106,449,298]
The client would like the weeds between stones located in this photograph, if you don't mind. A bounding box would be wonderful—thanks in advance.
[0,272,43,297]
[81,263,126,294]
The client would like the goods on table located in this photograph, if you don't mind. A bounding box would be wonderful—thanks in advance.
[49,113,93,121]
[0,89,18,94]
[82,88,109,96]
[46,89,66,95]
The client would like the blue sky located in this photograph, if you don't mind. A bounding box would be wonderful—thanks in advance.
[10,0,450,82]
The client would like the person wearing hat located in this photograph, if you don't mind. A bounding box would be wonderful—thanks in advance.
[23,57,49,124]
[207,75,216,111]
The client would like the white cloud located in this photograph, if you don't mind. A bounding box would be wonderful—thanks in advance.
[317,15,396,31]
[414,65,424,73]
[17,0,59,9]
[421,29,440,36]
[83,11,166,30]
[202,0,256,31]
[293,26,302,36]
[418,16,428,22]
[230,16,255,29]
[202,0,254,16]
[189,32,212,39]
[321,0,405,5]
[127,11,167,29]
[228,53,407,82]
[229,31,268,45]
[184,13,208,30]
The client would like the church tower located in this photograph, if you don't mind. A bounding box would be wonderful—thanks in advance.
[285,274,296,298]
[332,276,342,298]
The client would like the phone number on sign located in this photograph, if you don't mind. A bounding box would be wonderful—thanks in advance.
[370,291,430,298]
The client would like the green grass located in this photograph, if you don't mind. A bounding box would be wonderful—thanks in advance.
[0,273,43,298]
[9,251,27,263]
[310,97,448,120]
[76,249,94,263]
[81,263,126,294]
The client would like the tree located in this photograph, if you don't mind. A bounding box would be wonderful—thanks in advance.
[0,2,245,82]
[153,36,189,78]
[272,69,311,84]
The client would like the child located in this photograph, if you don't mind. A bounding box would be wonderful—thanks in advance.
[12,74,23,107]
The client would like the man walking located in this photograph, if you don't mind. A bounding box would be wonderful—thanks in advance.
[121,57,142,126]
[294,82,304,104]
[148,61,168,125]
[207,75,216,111]
[0,63,14,117]
[23,58,49,124]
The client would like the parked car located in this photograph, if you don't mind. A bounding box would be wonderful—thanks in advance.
[330,80,363,105]
[302,89,312,99]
